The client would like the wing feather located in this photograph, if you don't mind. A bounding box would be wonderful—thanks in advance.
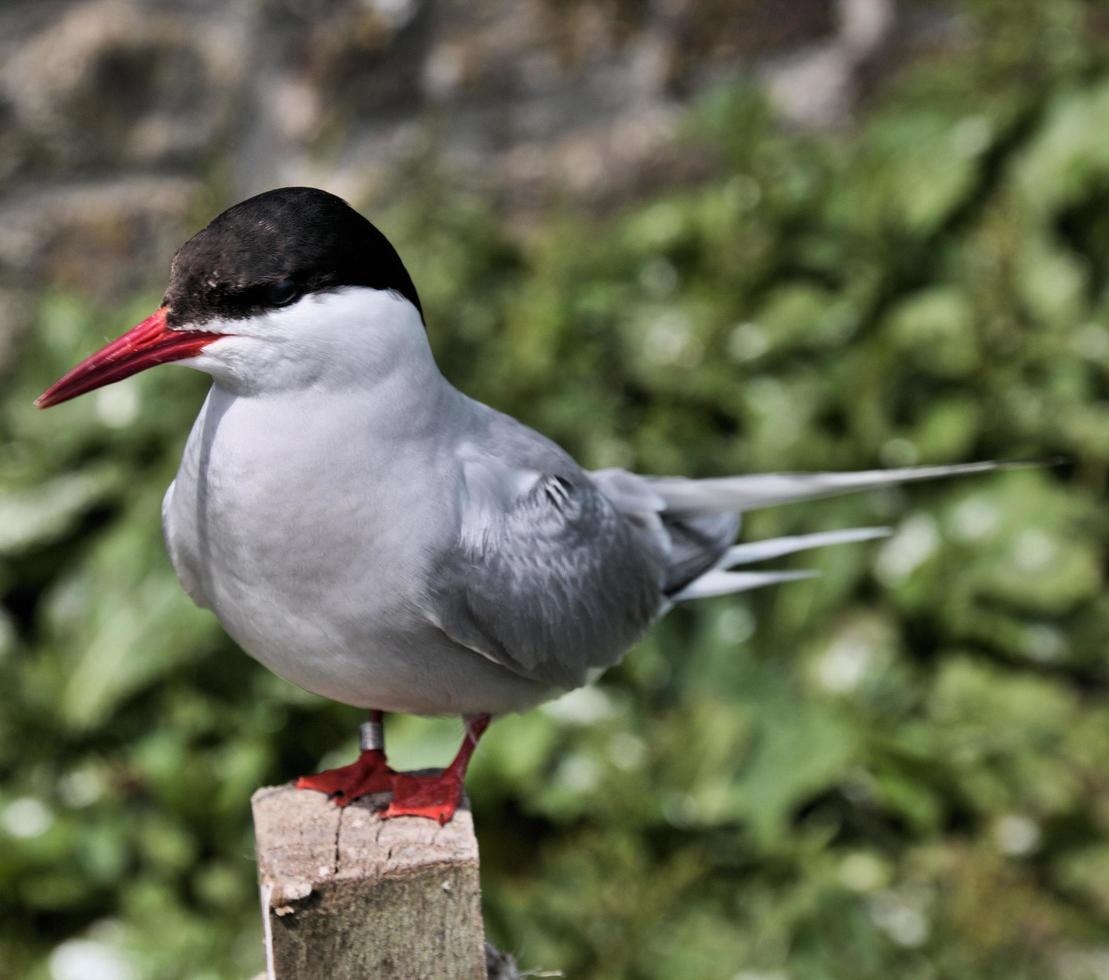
[429,451,667,689]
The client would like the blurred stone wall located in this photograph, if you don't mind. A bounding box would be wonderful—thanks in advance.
[0,0,953,364]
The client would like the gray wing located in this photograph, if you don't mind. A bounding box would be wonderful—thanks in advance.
[427,414,669,690]
[426,402,1000,688]
[589,467,740,595]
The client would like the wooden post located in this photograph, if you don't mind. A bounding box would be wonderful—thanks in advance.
[251,784,488,980]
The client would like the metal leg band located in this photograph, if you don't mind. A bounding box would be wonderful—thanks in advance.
[360,717,384,752]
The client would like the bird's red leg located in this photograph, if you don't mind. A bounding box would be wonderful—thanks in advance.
[383,714,491,825]
[296,709,395,806]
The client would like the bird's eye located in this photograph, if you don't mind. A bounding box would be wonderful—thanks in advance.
[265,278,299,307]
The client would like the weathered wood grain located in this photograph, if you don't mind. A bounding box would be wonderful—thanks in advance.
[252,784,486,980]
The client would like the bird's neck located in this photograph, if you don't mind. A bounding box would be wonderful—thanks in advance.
[208,346,462,444]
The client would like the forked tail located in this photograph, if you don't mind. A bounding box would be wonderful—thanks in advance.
[649,461,1004,602]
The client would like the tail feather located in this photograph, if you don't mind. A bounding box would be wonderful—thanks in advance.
[672,569,817,602]
[641,460,1015,605]
[650,461,1000,515]
[661,511,741,595]
[721,526,890,567]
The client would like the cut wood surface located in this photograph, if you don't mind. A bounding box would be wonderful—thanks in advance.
[252,783,487,980]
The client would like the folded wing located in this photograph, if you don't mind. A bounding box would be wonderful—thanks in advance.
[427,408,1002,690]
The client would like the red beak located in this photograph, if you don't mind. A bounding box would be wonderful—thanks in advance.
[35,307,225,409]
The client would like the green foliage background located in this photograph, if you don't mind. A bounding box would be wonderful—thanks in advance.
[3,2,1109,977]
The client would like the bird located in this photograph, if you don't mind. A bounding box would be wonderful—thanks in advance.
[36,186,999,824]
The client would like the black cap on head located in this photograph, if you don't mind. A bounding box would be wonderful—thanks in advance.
[163,187,422,327]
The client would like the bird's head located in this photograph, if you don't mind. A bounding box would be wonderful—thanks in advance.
[35,187,425,408]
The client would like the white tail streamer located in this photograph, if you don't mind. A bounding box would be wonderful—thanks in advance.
[720,527,891,568]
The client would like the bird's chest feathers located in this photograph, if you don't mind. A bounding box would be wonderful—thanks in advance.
[169,390,450,635]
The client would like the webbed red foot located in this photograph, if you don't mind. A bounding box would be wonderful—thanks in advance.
[296,712,491,822]
[381,714,490,825]
[296,748,394,806]
[384,769,467,824]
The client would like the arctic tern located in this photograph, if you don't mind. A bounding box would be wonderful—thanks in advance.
[37,187,997,823]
